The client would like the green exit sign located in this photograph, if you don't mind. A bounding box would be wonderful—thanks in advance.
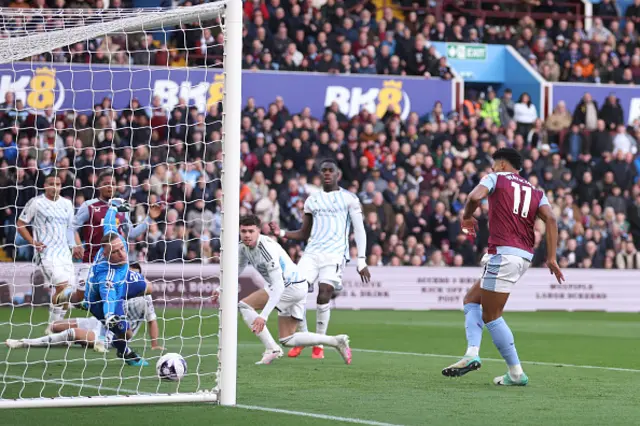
[446,43,487,60]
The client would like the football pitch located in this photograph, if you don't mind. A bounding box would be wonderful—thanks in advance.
[0,308,638,425]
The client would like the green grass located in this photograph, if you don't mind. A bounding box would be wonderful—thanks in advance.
[1,308,639,425]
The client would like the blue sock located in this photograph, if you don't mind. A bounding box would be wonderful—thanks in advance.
[486,317,520,367]
[111,338,129,356]
[464,303,484,355]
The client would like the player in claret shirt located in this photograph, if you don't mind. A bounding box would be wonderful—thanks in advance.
[442,148,564,386]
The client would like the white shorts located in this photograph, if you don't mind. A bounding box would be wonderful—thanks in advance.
[298,253,345,291]
[480,254,530,294]
[76,317,112,348]
[275,282,307,321]
[39,257,75,288]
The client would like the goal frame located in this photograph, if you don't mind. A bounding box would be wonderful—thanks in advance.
[0,0,242,409]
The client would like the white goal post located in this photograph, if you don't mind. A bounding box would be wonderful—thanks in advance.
[0,0,241,408]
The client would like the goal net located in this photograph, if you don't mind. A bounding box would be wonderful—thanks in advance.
[0,0,241,408]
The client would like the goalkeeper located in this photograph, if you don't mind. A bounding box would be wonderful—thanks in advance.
[84,198,152,367]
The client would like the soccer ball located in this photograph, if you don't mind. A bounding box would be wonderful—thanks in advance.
[156,353,187,381]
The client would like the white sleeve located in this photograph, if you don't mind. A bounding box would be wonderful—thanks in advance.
[66,202,76,247]
[303,195,313,214]
[479,173,498,194]
[73,201,91,231]
[238,245,248,275]
[143,295,157,322]
[260,256,285,321]
[18,198,36,224]
[348,196,367,267]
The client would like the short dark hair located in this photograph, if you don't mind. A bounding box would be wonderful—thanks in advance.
[45,172,60,182]
[98,171,114,185]
[492,147,523,171]
[239,215,261,228]
[319,158,339,169]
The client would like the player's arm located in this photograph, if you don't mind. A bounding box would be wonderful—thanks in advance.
[143,295,163,350]
[66,202,83,258]
[98,271,120,321]
[537,198,565,284]
[253,263,285,333]
[126,204,163,240]
[461,174,495,236]
[72,201,91,258]
[16,199,45,252]
[348,196,370,283]
[270,197,313,241]
[251,246,285,334]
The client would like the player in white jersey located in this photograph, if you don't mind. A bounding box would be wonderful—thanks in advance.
[270,159,370,359]
[213,215,352,365]
[16,174,83,333]
[5,295,163,352]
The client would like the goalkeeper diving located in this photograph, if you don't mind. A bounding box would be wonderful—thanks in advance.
[83,198,153,366]
[7,263,163,353]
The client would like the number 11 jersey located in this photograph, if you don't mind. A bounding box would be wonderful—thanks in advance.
[479,172,549,261]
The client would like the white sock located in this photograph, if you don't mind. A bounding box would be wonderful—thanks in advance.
[238,302,279,351]
[315,303,331,349]
[23,329,75,347]
[465,346,480,358]
[280,332,338,348]
[48,306,67,325]
[508,364,524,378]
[298,309,308,333]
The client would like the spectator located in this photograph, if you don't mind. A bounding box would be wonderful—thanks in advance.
[513,92,538,136]
[616,240,640,269]
[599,93,625,130]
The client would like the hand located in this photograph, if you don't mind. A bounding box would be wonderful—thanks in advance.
[268,221,281,238]
[251,317,266,334]
[461,217,478,237]
[547,259,565,284]
[34,241,46,252]
[151,345,165,351]
[358,266,371,284]
[72,245,84,260]
[211,288,221,304]
[148,203,163,220]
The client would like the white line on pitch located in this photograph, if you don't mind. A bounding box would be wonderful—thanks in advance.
[236,404,404,426]
[2,375,403,425]
[351,348,640,373]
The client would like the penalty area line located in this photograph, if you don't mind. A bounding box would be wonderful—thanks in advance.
[352,349,640,373]
[236,404,404,426]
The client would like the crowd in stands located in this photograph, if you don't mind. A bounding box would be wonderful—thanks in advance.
[2,0,640,270]
[2,82,640,270]
[3,0,640,84]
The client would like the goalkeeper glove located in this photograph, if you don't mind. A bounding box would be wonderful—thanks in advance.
[109,198,131,213]
[105,314,127,332]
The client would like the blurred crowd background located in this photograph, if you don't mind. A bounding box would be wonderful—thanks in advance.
[1,0,640,270]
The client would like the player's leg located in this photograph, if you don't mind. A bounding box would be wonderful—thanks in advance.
[312,259,344,359]
[276,286,351,365]
[238,289,280,358]
[442,278,484,377]
[96,298,148,366]
[481,255,528,386]
[6,328,77,348]
[288,254,319,358]
[42,260,75,333]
